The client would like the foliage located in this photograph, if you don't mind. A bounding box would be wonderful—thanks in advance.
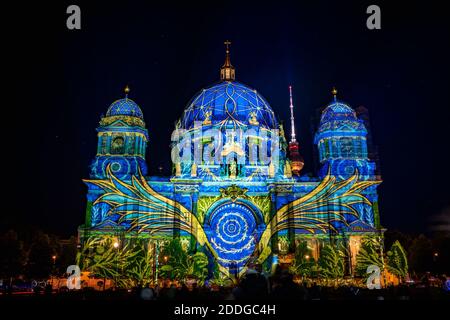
[386,240,408,280]
[159,238,187,272]
[277,235,290,254]
[210,264,236,287]
[408,234,433,273]
[87,165,378,270]
[208,276,234,287]
[26,231,55,278]
[289,241,315,278]
[159,238,210,284]
[249,196,271,223]
[318,243,345,281]
[197,196,219,224]
[56,236,78,272]
[355,238,383,279]
[0,230,27,278]
[122,242,154,287]
[185,252,209,284]
[77,237,155,287]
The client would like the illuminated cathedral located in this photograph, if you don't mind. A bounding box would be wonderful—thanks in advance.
[79,43,382,278]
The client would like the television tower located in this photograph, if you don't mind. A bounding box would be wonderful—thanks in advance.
[288,86,304,175]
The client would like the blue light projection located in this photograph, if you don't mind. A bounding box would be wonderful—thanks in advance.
[182,81,278,130]
[205,201,263,269]
[315,97,376,180]
[80,53,383,278]
[84,165,379,272]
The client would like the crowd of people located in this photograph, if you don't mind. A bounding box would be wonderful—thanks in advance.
[121,269,450,301]
[2,268,449,301]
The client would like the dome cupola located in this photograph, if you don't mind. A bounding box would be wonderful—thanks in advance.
[181,81,278,130]
[106,86,144,119]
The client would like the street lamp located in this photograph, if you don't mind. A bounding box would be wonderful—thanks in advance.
[51,255,57,286]
[433,252,439,264]
[113,241,120,289]
[154,242,160,285]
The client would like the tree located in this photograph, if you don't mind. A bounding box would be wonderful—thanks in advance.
[318,243,345,284]
[122,242,154,287]
[159,238,209,284]
[408,234,433,274]
[355,238,383,279]
[159,238,188,280]
[186,252,209,284]
[289,241,314,279]
[77,237,130,283]
[57,236,78,275]
[386,240,408,281]
[0,230,26,278]
[432,233,450,274]
[77,237,156,288]
[26,231,54,279]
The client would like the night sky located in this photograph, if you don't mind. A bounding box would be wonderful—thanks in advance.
[6,1,450,237]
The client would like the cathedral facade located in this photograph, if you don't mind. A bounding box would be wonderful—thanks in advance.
[79,45,382,278]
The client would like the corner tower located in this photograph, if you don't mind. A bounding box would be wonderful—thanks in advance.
[314,88,375,180]
[90,86,148,180]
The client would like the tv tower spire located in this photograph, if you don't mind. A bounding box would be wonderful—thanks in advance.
[289,85,296,143]
[287,85,304,176]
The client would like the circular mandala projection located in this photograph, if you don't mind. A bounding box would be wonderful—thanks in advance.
[101,157,131,180]
[207,201,263,269]
[110,161,122,172]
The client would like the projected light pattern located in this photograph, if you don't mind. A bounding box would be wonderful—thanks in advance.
[85,165,379,272]
[207,202,261,268]
[315,96,376,180]
[182,81,278,130]
[81,49,383,279]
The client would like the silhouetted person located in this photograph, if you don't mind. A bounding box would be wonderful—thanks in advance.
[177,283,190,300]
[269,271,299,300]
[190,282,200,300]
[45,283,53,296]
[309,282,321,300]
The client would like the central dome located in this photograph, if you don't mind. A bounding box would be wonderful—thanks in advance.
[181,81,278,130]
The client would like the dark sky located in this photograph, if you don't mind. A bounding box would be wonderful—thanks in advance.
[6,1,450,237]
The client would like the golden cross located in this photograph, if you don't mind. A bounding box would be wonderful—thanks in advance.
[224,40,231,52]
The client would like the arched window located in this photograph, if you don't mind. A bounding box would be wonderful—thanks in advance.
[127,136,135,155]
[111,136,125,154]
[100,133,108,154]
[340,137,353,158]
[323,140,330,159]
[354,139,364,158]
